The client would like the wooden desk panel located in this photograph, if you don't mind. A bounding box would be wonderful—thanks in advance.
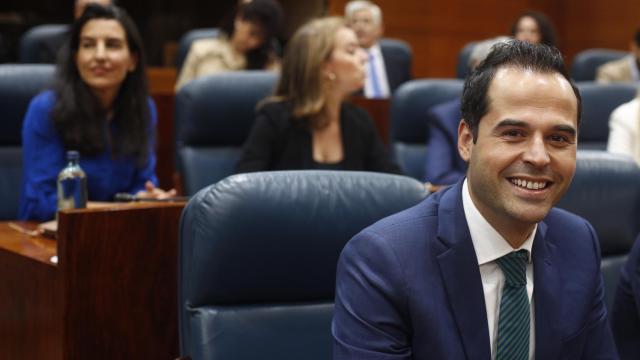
[0,223,61,360]
[349,97,391,145]
[0,202,185,359]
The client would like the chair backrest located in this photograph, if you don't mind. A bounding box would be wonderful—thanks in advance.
[390,78,464,180]
[18,24,69,64]
[175,28,220,71]
[174,71,277,195]
[556,150,640,313]
[0,64,55,219]
[557,150,640,255]
[570,48,628,82]
[378,38,413,92]
[576,82,637,149]
[456,41,478,79]
[178,170,429,360]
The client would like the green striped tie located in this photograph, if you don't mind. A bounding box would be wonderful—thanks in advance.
[496,250,530,360]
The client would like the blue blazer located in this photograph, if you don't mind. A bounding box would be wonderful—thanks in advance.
[611,234,640,359]
[333,180,618,359]
[424,98,467,185]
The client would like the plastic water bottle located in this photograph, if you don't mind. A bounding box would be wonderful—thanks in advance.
[57,150,88,211]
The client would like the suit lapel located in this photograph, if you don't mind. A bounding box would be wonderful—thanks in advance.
[436,182,492,360]
[532,221,563,359]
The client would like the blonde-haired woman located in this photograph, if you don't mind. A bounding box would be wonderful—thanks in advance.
[236,17,400,173]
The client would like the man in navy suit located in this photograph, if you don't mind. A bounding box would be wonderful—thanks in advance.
[611,234,640,359]
[333,40,618,359]
[345,1,411,98]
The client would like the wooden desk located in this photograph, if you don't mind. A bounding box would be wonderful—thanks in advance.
[348,97,391,145]
[0,202,185,359]
[148,67,178,191]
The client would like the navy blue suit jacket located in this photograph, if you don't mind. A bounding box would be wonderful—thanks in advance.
[612,234,640,359]
[333,180,618,359]
[423,98,467,185]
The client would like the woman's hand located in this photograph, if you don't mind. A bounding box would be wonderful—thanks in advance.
[135,180,177,200]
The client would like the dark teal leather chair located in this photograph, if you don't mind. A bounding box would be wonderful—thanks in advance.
[174,71,277,195]
[557,150,640,312]
[178,170,429,360]
[0,64,55,219]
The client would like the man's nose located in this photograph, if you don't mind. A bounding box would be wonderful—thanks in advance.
[522,134,550,167]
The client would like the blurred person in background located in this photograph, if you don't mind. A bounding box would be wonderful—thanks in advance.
[175,0,284,90]
[236,17,401,174]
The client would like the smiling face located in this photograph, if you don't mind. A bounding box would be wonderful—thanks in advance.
[458,67,578,243]
[323,27,368,96]
[514,16,542,44]
[75,18,137,106]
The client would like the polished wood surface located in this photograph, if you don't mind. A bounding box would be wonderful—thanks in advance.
[0,202,185,359]
[0,223,61,360]
[148,67,178,190]
[328,0,640,78]
[349,97,390,144]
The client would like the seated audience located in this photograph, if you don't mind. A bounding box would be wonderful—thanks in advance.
[236,17,400,174]
[511,10,557,47]
[424,36,509,192]
[344,0,411,98]
[175,0,283,91]
[611,234,640,360]
[597,29,640,83]
[606,93,640,165]
[19,4,174,221]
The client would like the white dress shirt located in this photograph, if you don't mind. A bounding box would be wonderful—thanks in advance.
[607,97,640,166]
[364,44,390,99]
[462,179,536,360]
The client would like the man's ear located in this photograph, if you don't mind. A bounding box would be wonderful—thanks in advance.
[458,119,473,162]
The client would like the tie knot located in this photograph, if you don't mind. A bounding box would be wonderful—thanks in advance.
[496,250,528,287]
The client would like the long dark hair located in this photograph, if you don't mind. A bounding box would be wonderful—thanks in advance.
[219,0,283,70]
[52,3,150,164]
[511,10,557,47]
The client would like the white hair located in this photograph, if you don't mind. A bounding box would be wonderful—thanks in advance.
[345,1,382,25]
[468,36,511,68]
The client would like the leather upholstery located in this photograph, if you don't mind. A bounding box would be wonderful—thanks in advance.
[379,38,413,92]
[174,71,277,195]
[456,41,478,79]
[576,82,637,149]
[178,170,429,360]
[18,24,69,64]
[0,64,55,219]
[570,48,628,81]
[175,28,220,71]
[557,150,640,255]
[390,79,464,180]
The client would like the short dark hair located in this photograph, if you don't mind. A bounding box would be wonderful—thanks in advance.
[511,10,557,47]
[634,28,640,47]
[53,3,150,163]
[220,0,284,70]
[461,40,581,142]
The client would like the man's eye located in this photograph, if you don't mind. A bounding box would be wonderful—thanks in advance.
[503,130,524,137]
[549,134,570,143]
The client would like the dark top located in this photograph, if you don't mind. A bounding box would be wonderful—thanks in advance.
[236,101,401,174]
[611,234,640,360]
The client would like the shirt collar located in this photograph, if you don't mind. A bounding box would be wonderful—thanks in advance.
[462,179,535,266]
[366,43,382,57]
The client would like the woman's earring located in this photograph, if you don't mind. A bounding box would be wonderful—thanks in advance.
[327,72,336,81]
